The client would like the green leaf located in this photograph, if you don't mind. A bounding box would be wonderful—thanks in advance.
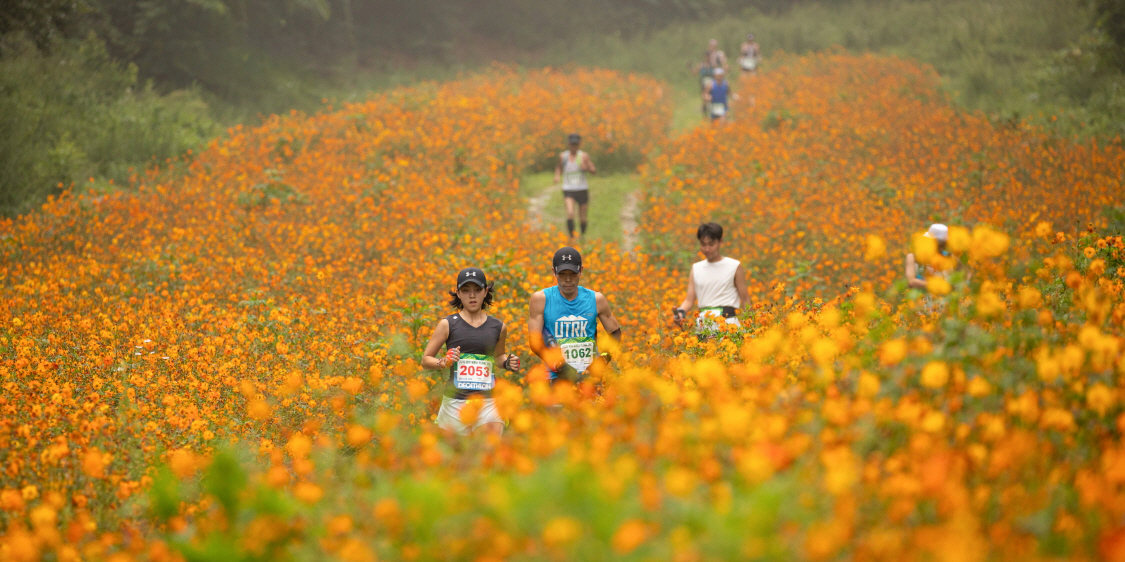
[203,449,247,520]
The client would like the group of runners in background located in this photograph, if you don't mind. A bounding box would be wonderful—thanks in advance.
[695,34,761,124]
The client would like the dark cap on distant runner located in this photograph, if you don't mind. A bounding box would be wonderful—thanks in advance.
[456,267,487,288]
[553,247,582,273]
[567,133,581,144]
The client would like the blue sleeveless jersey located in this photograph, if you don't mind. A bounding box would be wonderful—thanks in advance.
[542,286,598,378]
[711,81,729,107]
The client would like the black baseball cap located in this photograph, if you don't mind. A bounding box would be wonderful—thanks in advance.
[552,247,582,273]
[567,133,581,144]
[456,267,487,288]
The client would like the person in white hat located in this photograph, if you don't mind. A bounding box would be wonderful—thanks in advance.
[905,223,949,289]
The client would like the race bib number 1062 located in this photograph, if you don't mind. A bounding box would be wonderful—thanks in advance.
[559,339,595,374]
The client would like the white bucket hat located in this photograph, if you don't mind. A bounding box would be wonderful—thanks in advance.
[923,223,949,241]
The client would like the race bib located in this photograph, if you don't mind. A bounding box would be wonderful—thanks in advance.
[453,353,494,391]
[711,103,727,117]
[563,170,583,187]
[559,338,596,374]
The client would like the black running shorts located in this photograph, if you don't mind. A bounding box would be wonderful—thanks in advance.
[562,189,589,205]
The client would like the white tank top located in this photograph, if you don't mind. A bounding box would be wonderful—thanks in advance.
[560,151,588,191]
[693,257,741,308]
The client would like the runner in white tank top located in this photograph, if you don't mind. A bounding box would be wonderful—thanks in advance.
[554,133,596,238]
[673,222,750,332]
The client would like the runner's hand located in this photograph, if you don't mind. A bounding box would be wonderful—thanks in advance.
[599,352,612,364]
[503,354,521,372]
[444,347,461,365]
[556,362,580,382]
[672,308,686,324]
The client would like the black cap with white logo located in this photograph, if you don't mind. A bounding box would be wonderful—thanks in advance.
[567,133,581,144]
[456,267,487,288]
[552,247,582,273]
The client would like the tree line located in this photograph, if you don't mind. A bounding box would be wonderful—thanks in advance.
[1,0,793,102]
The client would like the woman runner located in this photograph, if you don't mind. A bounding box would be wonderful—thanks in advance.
[422,267,520,436]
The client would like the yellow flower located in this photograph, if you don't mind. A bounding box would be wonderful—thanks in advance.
[293,482,323,505]
[967,377,991,397]
[879,339,908,366]
[969,226,1010,259]
[920,410,946,433]
[975,291,1005,319]
[947,226,971,253]
[1017,286,1042,309]
[912,233,938,264]
[542,517,582,548]
[926,276,952,295]
[857,371,880,398]
[921,361,949,389]
[1087,383,1115,416]
[865,235,886,261]
[1035,221,1052,238]
[611,519,650,554]
[663,466,698,498]
[168,449,198,479]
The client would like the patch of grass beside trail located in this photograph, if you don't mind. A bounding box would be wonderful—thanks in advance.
[521,171,641,244]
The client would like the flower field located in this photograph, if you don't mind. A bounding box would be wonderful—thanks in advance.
[1,54,1124,561]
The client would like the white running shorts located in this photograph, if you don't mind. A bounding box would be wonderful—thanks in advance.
[436,396,504,436]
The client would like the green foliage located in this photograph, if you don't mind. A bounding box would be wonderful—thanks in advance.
[204,449,248,519]
[0,33,217,216]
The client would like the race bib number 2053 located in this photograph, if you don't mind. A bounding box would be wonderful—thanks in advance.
[454,353,494,391]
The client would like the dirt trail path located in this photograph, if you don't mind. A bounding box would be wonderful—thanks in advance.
[620,191,639,252]
[523,88,703,247]
[522,172,642,245]
[527,181,555,232]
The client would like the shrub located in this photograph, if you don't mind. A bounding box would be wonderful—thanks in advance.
[0,33,218,216]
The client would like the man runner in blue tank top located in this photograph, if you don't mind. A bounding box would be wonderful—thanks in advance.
[705,68,736,125]
[528,247,622,383]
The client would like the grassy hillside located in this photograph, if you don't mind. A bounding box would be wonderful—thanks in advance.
[2,0,1120,217]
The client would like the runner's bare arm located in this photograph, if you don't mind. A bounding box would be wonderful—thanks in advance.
[495,323,520,372]
[528,291,557,365]
[734,263,750,307]
[421,318,452,370]
[677,268,697,312]
[905,254,927,289]
[554,155,563,184]
[703,81,713,102]
[584,152,596,175]
[595,292,622,340]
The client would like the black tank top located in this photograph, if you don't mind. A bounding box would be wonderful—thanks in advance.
[444,313,504,399]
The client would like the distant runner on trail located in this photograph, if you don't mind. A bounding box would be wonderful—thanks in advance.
[529,247,621,384]
[739,33,761,75]
[707,38,728,74]
[422,267,521,437]
[554,133,597,239]
[704,68,735,124]
[905,223,951,290]
[695,50,715,118]
[673,223,750,332]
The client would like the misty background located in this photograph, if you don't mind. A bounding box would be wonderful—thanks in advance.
[1,0,1124,215]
